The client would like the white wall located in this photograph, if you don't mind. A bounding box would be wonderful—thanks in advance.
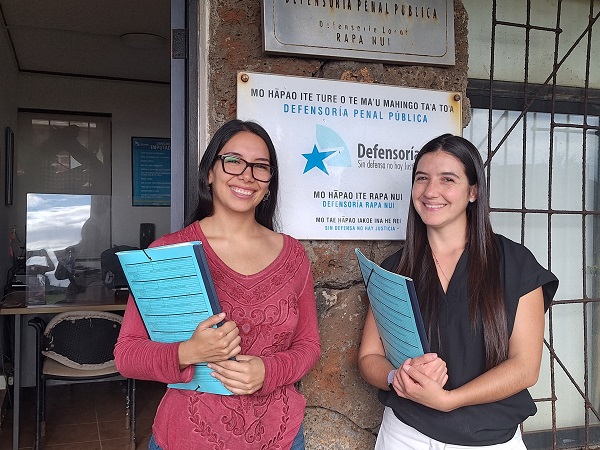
[15,74,171,249]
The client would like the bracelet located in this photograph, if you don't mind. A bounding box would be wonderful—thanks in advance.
[387,369,396,387]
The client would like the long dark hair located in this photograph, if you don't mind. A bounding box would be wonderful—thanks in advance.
[397,134,507,370]
[185,119,279,230]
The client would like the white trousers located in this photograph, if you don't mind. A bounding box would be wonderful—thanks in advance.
[375,407,527,450]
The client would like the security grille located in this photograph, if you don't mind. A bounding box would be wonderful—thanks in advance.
[465,1,600,448]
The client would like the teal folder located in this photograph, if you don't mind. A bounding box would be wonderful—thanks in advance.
[117,241,232,395]
[355,249,430,368]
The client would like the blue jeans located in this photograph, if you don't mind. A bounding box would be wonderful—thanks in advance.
[148,435,162,450]
[148,424,305,450]
[291,423,306,450]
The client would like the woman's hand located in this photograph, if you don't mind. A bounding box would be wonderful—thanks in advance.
[178,313,241,369]
[209,355,265,395]
[407,353,448,386]
[390,353,449,405]
[393,361,453,412]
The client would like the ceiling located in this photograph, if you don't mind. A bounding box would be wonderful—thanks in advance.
[0,0,170,84]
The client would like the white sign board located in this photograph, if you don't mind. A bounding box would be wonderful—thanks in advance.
[237,72,461,240]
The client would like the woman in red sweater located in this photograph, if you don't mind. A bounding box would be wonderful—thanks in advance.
[115,119,321,450]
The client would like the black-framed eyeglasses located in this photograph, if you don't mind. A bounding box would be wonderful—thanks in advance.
[216,154,275,182]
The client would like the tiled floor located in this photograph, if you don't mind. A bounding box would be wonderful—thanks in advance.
[0,380,165,449]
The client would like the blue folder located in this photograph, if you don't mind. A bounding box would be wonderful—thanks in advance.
[355,249,430,368]
[117,241,232,395]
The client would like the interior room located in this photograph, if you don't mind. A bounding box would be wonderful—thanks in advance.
[0,0,172,447]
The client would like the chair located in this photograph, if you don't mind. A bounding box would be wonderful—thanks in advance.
[28,311,136,450]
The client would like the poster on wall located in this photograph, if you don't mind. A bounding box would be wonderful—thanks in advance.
[237,72,462,240]
[132,137,171,207]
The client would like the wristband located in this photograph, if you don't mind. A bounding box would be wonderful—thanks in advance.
[387,369,396,386]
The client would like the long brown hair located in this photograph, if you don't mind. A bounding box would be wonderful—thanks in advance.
[397,134,507,370]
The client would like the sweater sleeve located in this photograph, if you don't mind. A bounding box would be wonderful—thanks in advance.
[256,254,321,396]
[114,294,195,384]
[113,232,197,384]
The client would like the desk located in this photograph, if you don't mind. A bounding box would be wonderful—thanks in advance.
[0,286,127,450]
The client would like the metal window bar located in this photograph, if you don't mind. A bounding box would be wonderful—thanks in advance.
[484,1,600,449]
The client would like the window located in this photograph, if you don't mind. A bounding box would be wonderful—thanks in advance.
[16,110,111,196]
[466,80,600,448]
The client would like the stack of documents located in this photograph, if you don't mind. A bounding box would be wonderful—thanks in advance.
[117,242,232,394]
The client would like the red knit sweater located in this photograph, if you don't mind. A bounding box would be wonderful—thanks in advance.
[114,222,321,449]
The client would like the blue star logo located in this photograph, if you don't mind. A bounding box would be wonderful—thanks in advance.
[302,145,335,174]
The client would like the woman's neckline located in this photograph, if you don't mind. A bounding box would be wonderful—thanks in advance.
[193,221,288,277]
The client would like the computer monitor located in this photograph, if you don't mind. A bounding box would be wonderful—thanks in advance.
[25,193,111,304]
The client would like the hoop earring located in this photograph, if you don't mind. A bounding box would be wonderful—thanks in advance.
[262,191,271,202]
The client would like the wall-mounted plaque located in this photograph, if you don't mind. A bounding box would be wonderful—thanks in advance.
[237,71,462,240]
[262,0,455,66]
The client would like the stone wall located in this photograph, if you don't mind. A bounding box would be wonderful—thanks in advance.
[207,1,470,447]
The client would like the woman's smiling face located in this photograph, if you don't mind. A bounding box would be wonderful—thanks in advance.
[208,131,271,216]
[411,150,477,231]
